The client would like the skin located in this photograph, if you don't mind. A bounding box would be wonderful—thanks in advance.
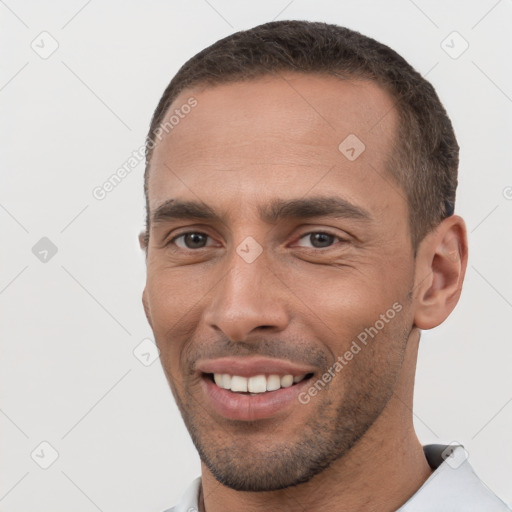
[141,73,468,512]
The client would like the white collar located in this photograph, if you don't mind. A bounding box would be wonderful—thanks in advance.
[398,444,510,511]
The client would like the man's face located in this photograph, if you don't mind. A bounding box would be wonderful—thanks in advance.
[143,74,417,491]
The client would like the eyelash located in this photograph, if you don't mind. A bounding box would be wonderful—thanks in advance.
[167,230,347,250]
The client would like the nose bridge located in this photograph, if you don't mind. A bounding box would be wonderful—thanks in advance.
[204,243,289,341]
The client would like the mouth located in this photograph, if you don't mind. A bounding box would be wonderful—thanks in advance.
[196,357,318,421]
[203,372,315,395]
[198,361,317,421]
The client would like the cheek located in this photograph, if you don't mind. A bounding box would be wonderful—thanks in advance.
[145,268,208,368]
[284,267,412,379]
[147,264,209,319]
[284,264,399,332]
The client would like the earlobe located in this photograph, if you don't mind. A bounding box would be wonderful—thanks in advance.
[413,216,468,330]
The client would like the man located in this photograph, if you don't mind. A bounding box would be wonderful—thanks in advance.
[139,20,510,512]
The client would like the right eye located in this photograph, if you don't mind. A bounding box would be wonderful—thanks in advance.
[170,232,215,250]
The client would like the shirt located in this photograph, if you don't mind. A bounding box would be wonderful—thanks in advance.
[165,444,511,511]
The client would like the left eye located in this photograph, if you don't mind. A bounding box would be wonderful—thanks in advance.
[295,232,342,249]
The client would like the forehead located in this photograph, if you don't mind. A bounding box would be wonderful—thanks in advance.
[147,73,401,218]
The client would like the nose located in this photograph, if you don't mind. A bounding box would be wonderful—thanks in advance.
[203,250,290,342]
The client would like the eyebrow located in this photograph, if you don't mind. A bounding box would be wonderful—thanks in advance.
[261,196,371,223]
[151,196,372,226]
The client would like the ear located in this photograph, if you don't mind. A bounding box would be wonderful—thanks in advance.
[413,215,468,330]
[139,230,148,251]
[142,287,153,329]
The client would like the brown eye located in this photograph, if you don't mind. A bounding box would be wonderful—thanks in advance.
[310,233,335,248]
[296,232,340,249]
[172,232,211,249]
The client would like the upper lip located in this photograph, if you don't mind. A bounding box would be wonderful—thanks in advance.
[196,356,316,377]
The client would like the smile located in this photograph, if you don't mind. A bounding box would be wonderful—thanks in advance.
[209,372,311,394]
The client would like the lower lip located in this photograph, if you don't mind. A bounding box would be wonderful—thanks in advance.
[201,375,312,421]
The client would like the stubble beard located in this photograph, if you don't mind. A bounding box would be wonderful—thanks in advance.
[167,326,409,492]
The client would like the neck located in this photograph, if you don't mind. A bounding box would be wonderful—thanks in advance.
[199,328,431,512]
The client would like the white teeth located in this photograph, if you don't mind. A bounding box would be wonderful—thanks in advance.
[212,373,308,393]
[221,374,232,389]
[248,375,267,393]
[280,374,294,388]
[230,375,248,392]
[266,374,281,391]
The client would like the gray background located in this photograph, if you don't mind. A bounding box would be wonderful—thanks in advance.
[1,0,511,510]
